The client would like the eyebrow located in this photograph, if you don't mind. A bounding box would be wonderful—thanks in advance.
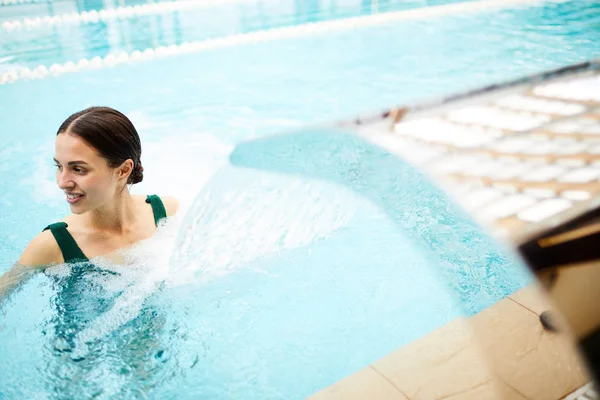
[53,158,89,166]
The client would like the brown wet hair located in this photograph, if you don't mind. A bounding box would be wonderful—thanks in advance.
[57,106,143,184]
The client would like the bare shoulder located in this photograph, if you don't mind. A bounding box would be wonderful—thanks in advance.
[160,196,179,217]
[18,229,62,267]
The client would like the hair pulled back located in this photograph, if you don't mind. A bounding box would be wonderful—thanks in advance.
[58,106,143,184]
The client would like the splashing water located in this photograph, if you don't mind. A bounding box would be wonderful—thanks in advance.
[168,166,359,287]
[0,216,183,398]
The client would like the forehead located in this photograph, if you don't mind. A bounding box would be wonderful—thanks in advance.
[55,132,101,161]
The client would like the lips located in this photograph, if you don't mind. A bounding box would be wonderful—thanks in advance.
[66,193,85,205]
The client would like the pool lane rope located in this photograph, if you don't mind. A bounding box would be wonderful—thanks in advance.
[1,0,259,30]
[1,0,52,6]
[0,0,558,86]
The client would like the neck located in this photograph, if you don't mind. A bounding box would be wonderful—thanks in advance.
[87,189,137,233]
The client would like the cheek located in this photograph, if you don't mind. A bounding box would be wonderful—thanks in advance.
[86,174,112,191]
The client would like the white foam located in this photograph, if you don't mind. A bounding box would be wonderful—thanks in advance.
[63,216,181,356]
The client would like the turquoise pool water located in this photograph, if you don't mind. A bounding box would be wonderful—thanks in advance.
[1,0,599,398]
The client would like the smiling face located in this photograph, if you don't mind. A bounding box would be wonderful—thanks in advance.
[54,132,123,214]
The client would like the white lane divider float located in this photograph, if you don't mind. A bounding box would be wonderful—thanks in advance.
[1,0,259,31]
[1,0,52,6]
[0,0,558,86]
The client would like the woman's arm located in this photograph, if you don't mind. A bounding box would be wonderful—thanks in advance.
[0,263,40,309]
[0,231,61,309]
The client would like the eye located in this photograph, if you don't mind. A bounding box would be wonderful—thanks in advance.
[73,166,86,174]
[54,163,62,170]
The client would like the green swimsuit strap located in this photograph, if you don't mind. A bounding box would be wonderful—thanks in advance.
[43,222,89,263]
[43,196,165,264]
[145,194,167,227]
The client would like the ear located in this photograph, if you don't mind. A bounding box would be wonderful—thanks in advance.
[117,159,134,182]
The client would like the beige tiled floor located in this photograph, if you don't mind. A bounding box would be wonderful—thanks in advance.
[470,297,587,399]
[309,285,590,400]
[372,318,493,400]
[309,366,408,400]
[508,284,554,315]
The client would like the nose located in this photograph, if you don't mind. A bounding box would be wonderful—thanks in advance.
[56,169,75,190]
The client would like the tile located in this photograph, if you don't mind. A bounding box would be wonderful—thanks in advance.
[554,143,589,155]
[557,159,586,168]
[372,318,495,400]
[470,298,589,400]
[558,168,600,183]
[523,188,557,198]
[447,106,549,131]
[546,121,582,134]
[516,198,572,222]
[562,190,591,201]
[480,195,537,219]
[534,80,600,101]
[492,137,536,153]
[521,165,567,182]
[464,188,504,208]
[308,366,407,400]
[488,162,532,180]
[495,94,585,116]
[442,378,527,400]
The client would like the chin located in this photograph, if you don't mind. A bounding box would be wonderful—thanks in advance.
[69,203,89,215]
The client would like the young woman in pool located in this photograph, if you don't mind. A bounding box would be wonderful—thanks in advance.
[0,106,178,303]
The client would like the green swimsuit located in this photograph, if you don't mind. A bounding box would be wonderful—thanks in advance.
[43,194,167,263]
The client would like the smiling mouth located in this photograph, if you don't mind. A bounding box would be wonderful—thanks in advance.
[66,193,85,204]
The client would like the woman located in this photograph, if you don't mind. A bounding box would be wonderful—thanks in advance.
[0,106,178,304]
[0,107,180,397]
